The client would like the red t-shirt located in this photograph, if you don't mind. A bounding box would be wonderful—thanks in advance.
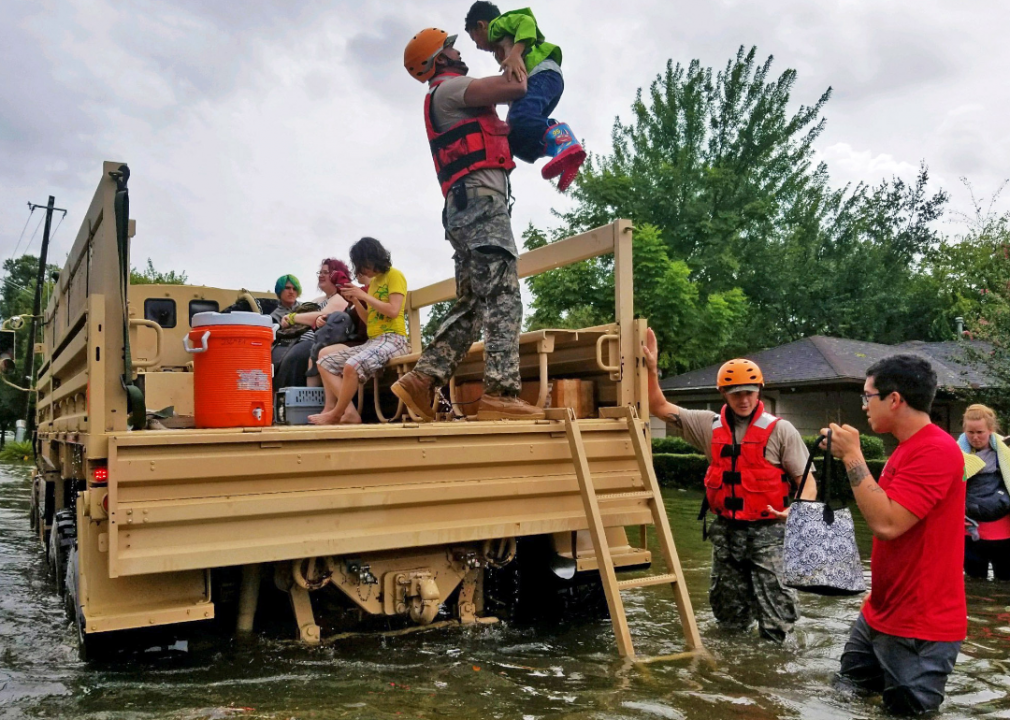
[863,423,967,642]
[977,515,1010,541]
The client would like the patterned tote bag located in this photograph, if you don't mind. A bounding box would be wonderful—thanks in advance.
[782,430,866,596]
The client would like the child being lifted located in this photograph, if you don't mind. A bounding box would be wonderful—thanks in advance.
[465,2,586,191]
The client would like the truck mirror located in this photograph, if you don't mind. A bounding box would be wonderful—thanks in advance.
[0,329,15,374]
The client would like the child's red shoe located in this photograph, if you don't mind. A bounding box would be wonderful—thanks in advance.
[541,123,586,188]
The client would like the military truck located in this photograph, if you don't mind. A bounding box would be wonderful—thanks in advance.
[28,161,701,660]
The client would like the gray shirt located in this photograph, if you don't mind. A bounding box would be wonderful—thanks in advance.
[666,407,812,480]
[428,76,510,197]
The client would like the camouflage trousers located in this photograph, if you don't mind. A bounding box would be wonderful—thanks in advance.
[708,516,798,643]
[415,193,522,396]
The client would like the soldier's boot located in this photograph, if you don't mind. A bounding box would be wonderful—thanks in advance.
[474,394,546,421]
[392,371,436,422]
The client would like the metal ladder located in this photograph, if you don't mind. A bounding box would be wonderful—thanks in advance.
[559,405,703,659]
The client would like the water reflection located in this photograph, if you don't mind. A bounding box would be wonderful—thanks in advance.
[1,467,1007,719]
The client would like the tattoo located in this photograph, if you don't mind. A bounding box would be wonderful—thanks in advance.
[846,460,871,488]
[664,412,682,428]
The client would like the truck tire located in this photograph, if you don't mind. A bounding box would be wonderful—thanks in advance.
[50,509,76,598]
[29,477,38,533]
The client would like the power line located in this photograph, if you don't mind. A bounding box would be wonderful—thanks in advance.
[21,212,46,257]
[8,205,37,262]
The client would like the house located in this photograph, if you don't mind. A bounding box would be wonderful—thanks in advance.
[654,336,993,451]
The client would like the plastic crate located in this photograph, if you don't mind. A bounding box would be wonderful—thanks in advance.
[275,387,325,425]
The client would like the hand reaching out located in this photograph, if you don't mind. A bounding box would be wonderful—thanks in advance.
[500,53,527,83]
[643,327,660,374]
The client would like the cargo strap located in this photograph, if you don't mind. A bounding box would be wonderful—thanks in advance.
[110,165,146,430]
[560,406,703,660]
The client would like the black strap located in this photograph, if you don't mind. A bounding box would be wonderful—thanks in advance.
[110,165,146,430]
[795,429,835,524]
[437,150,488,184]
[429,119,483,153]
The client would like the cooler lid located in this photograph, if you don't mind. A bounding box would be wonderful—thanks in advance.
[191,311,273,328]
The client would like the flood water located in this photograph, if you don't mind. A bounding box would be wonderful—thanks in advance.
[2,461,1010,720]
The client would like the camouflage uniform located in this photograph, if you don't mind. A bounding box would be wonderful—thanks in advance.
[414,193,522,395]
[708,515,798,643]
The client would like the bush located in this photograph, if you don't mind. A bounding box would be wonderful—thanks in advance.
[0,440,32,463]
[652,453,708,488]
[652,436,697,455]
[802,434,885,460]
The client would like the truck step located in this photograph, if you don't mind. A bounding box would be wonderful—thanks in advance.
[617,573,679,590]
[597,491,654,502]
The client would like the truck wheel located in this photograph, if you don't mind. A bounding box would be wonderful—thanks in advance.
[50,509,76,597]
[29,478,38,532]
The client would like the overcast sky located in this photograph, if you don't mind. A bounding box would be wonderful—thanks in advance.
[2,0,1009,307]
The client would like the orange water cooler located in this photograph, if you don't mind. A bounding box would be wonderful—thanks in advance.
[185,311,274,428]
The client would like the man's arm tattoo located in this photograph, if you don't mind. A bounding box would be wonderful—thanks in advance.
[846,458,871,488]
[664,411,682,428]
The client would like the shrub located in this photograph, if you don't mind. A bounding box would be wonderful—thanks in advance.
[652,453,708,488]
[652,436,697,455]
[0,440,32,463]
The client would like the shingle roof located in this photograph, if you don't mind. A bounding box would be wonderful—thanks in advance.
[660,336,994,393]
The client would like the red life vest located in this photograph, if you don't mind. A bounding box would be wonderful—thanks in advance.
[424,73,515,197]
[703,402,792,522]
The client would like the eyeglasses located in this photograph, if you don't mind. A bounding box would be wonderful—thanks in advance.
[861,392,883,406]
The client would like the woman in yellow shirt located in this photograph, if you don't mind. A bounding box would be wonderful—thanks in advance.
[309,238,410,424]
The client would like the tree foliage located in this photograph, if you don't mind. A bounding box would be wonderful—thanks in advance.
[130,258,188,285]
[0,255,60,436]
[528,46,954,368]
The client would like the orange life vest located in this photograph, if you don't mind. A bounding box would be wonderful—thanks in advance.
[424,73,515,197]
[703,402,792,521]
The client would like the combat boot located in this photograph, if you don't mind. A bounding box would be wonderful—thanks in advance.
[540,122,586,192]
[391,371,436,422]
[474,394,546,421]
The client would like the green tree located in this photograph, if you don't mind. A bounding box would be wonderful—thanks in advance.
[531,46,951,365]
[524,223,748,371]
[0,255,60,441]
[130,258,188,285]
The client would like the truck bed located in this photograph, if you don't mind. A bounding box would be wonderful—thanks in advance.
[106,417,655,578]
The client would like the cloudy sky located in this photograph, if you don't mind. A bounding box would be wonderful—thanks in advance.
[2,0,1009,306]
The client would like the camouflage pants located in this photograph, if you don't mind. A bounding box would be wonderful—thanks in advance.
[415,193,522,395]
[708,516,798,643]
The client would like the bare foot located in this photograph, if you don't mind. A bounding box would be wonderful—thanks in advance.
[338,405,362,425]
[308,410,341,425]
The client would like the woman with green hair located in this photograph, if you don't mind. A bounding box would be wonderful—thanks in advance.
[271,274,308,369]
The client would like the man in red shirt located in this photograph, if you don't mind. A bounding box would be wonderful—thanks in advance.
[823,354,965,715]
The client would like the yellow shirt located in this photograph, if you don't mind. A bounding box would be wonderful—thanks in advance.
[366,268,407,338]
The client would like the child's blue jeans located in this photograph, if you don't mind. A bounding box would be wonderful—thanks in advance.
[507,69,565,163]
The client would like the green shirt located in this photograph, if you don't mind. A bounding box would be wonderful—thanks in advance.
[487,8,562,74]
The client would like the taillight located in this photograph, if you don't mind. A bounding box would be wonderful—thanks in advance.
[92,465,108,486]
[101,494,109,512]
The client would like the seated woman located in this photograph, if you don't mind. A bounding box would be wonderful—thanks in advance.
[275,258,352,389]
[309,237,409,425]
[960,403,1010,580]
[271,274,306,369]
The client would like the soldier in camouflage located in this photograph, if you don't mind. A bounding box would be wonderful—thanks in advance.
[396,28,544,421]
[642,329,816,642]
[415,196,523,397]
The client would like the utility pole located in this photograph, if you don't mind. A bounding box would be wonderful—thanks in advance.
[22,196,67,431]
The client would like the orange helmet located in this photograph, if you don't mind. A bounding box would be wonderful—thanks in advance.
[404,28,456,83]
[716,358,764,392]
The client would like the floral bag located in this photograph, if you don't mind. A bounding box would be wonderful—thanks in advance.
[782,430,866,596]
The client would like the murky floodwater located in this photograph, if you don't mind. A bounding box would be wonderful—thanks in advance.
[2,462,1009,719]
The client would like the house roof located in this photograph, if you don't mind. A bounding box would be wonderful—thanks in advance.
[660,335,993,394]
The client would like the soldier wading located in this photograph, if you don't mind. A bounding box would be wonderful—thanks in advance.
[394,27,545,422]
[643,329,817,642]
